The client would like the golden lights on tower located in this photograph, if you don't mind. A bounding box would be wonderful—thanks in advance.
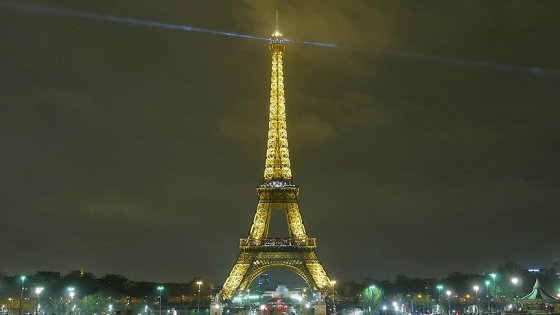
[220,17,334,301]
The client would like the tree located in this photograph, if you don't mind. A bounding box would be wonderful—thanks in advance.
[98,274,130,296]
[360,286,384,313]
[62,270,97,296]
[79,293,109,315]
[495,262,524,309]
[48,298,67,315]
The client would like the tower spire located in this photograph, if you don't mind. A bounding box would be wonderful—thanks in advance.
[263,13,292,185]
[275,10,279,32]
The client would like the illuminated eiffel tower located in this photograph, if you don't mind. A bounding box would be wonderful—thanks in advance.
[220,22,334,300]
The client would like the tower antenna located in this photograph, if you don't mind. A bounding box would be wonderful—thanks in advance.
[275,10,279,32]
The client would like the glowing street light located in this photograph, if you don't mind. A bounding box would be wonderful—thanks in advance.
[19,276,26,315]
[511,278,519,311]
[490,273,498,312]
[446,290,452,315]
[490,274,497,303]
[35,287,44,315]
[369,285,376,315]
[331,280,337,315]
[197,281,203,315]
[67,287,75,315]
[437,285,444,312]
[485,281,491,312]
[157,286,164,315]
[473,286,479,314]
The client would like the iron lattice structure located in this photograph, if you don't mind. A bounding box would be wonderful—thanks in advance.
[220,27,334,300]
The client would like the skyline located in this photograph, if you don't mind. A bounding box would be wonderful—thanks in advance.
[0,266,555,295]
[1,1,558,285]
[0,266,556,287]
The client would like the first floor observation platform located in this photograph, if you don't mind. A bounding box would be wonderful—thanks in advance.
[240,238,316,250]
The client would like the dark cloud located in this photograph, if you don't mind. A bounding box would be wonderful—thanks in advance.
[1,0,559,284]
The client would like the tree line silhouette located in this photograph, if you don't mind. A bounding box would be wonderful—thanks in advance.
[0,261,557,315]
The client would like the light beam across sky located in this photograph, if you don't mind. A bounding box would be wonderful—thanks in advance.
[287,39,560,77]
[0,0,268,41]
[1,0,558,78]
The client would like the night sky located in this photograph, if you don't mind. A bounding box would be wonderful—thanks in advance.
[1,1,559,285]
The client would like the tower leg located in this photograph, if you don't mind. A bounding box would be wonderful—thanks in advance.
[221,252,254,299]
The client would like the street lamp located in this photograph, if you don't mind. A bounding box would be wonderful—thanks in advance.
[473,286,479,314]
[369,285,376,315]
[35,287,44,315]
[330,281,337,315]
[485,281,490,312]
[197,281,203,315]
[9,298,13,315]
[446,291,452,315]
[67,287,75,315]
[437,285,443,313]
[157,286,164,315]
[490,273,497,308]
[511,278,518,312]
[19,276,26,315]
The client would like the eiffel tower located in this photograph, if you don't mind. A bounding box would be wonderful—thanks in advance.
[220,22,334,300]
